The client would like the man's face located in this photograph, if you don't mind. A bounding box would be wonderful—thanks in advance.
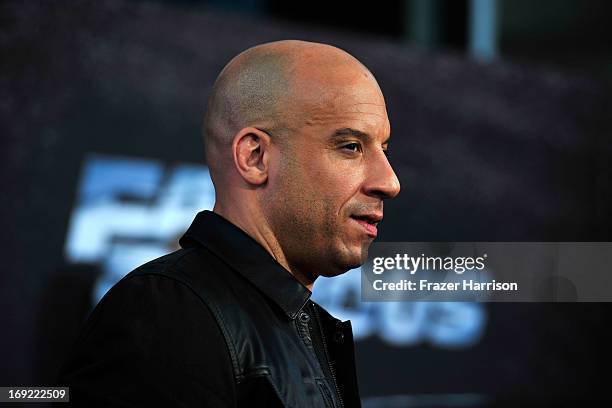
[264,71,400,278]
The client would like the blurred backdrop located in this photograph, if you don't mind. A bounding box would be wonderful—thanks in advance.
[1,0,611,406]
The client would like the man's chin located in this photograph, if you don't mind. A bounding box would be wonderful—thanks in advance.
[320,243,369,277]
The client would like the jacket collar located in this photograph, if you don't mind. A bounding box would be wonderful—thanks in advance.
[179,210,312,320]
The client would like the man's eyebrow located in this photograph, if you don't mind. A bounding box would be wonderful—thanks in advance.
[330,128,390,144]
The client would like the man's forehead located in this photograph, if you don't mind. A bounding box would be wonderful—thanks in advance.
[292,77,387,115]
[303,85,389,133]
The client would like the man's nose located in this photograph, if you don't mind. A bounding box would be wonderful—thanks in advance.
[363,150,401,200]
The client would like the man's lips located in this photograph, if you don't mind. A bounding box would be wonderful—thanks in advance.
[350,213,383,238]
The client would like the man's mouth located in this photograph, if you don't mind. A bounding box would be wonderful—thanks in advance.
[350,213,382,238]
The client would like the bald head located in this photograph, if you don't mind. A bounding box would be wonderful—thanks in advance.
[203,40,383,183]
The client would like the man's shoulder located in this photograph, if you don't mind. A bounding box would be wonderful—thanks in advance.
[93,246,238,323]
[79,246,240,347]
[126,246,205,279]
[121,245,231,293]
[97,244,283,345]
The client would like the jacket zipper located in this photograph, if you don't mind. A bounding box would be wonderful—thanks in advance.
[312,303,344,408]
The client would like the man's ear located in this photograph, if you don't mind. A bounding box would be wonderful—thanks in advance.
[232,127,271,186]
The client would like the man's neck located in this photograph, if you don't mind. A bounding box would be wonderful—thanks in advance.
[212,203,315,291]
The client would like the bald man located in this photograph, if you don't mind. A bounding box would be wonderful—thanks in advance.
[59,40,400,407]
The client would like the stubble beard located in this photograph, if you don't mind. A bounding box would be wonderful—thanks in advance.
[270,196,369,277]
[264,182,363,278]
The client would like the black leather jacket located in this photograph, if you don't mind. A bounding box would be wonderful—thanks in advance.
[60,211,361,407]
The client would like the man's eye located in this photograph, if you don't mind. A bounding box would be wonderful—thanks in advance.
[342,143,361,152]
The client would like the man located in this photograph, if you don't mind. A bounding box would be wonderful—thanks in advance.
[59,40,400,407]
